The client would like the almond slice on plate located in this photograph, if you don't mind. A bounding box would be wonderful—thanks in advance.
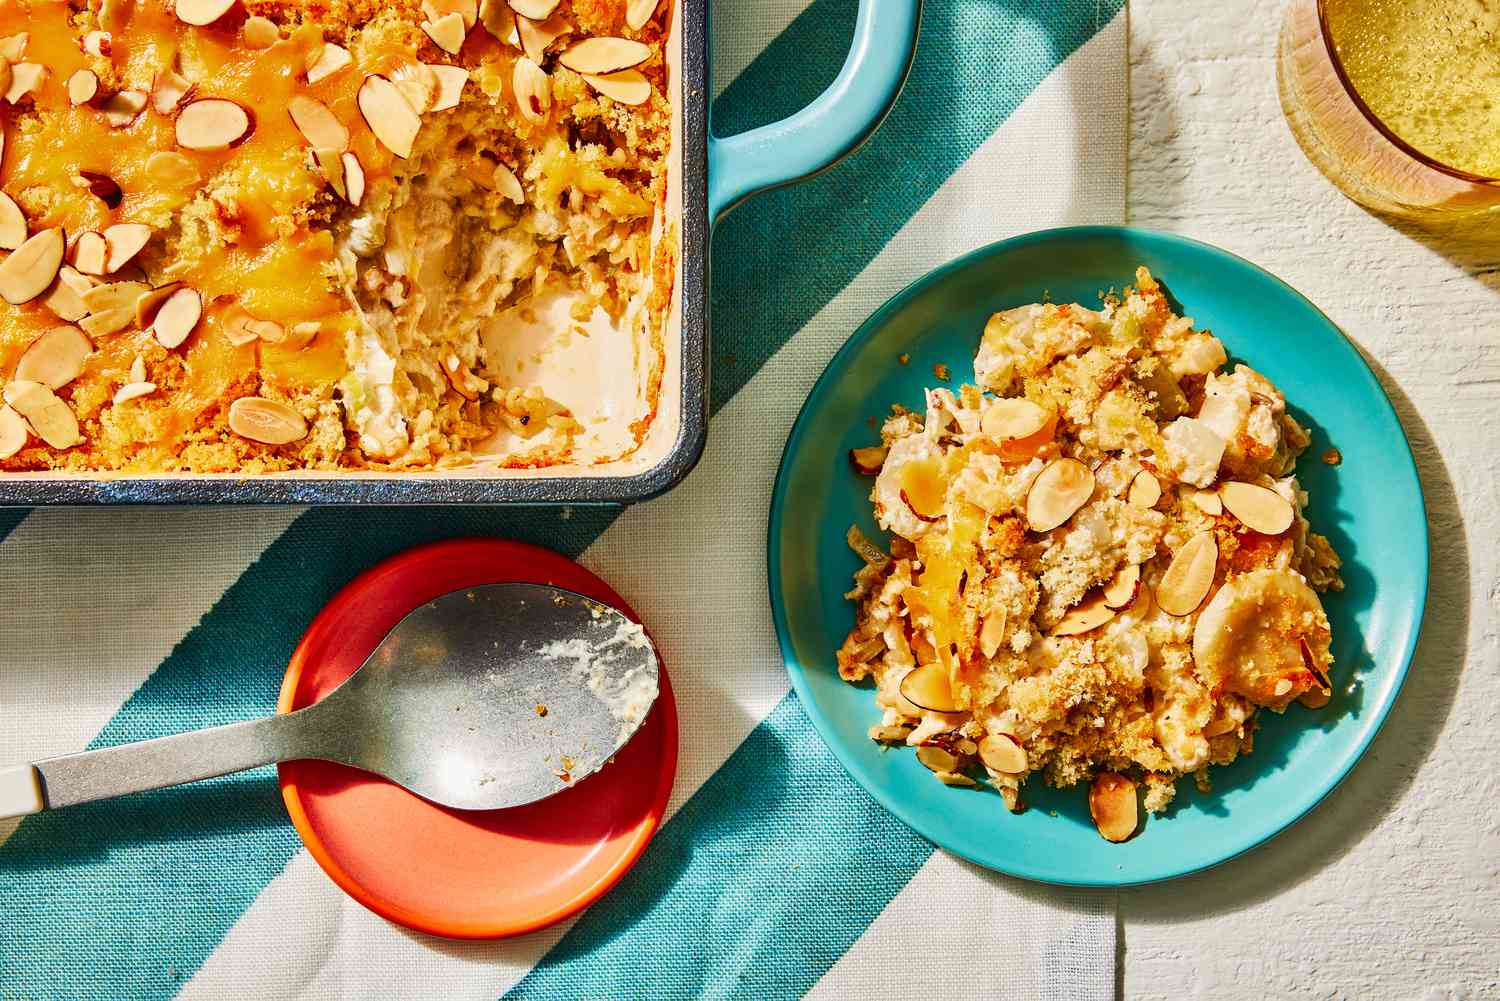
[176,98,253,150]
[0,33,28,62]
[1218,480,1294,535]
[228,396,307,445]
[102,222,151,273]
[582,69,650,105]
[915,744,962,775]
[1026,457,1094,532]
[1089,772,1138,842]
[1183,484,1223,516]
[341,151,366,206]
[134,282,181,327]
[67,69,99,106]
[72,231,109,275]
[81,30,111,56]
[421,11,467,54]
[423,0,478,30]
[1050,591,1116,637]
[0,405,27,459]
[978,733,1027,775]
[391,62,439,114]
[898,662,962,713]
[288,95,349,151]
[175,0,237,26]
[981,397,1048,440]
[1102,562,1141,609]
[0,191,26,250]
[512,56,550,121]
[626,0,659,30]
[152,67,194,113]
[3,380,80,449]
[492,161,523,204]
[848,444,888,475]
[113,381,157,404]
[5,63,48,105]
[0,227,65,305]
[516,12,568,64]
[1127,469,1161,508]
[313,148,348,200]
[242,15,278,48]
[43,267,93,322]
[507,0,561,19]
[558,36,650,75]
[100,89,148,128]
[129,355,147,384]
[304,43,353,84]
[151,286,202,348]
[1157,531,1218,616]
[358,75,422,157]
[427,64,468,111]
[15,325,92,389]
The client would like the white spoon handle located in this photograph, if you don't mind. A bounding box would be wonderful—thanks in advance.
[0,764,44,819]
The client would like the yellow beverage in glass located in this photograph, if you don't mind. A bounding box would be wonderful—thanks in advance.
[1277,0,1500,218]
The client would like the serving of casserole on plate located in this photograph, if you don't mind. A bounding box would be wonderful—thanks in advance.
[0,0,677,482]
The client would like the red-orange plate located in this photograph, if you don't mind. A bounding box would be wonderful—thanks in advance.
[277,538,678,939]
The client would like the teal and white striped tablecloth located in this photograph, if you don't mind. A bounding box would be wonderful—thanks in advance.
[0,2,1126,997]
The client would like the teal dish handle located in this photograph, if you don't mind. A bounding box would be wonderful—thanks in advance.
[707,0,921,222]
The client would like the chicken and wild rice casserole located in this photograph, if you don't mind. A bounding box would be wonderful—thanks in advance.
[839,268,1343,842]
[0,0,671,473]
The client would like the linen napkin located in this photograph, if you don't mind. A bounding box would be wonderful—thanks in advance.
[0,2,1127,998]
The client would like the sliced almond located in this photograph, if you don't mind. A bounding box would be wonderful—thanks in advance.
[1026,457,1094,533]
[4,64,47,105]
[0,227,65,305]
[228,396,307,445]
[516,12,568,63]
[129,355,146,384]
[899,662,962,713]
[15,325,92,389]
[134,282,182,328]
[0,405,27,459]
[1127,469,1161,508]
[341,151,366,206]
[113,381,157,404]
[1089,772,1138,842]
[558,36,650,74]
[242,15,278,48]
[478,0,516,41]
[72,231,109,275]
[67,69,99,106]
[512,56,550,122]
[423,0,478,30]
[287,321,321,347]
[0,33,28,62]
[1102,563,1141,609]
[1157,531,1218,616]
[176,98,253,150]
[626,0,659,30]
[151,286,201,348]
[1050,592,1116,637]
[492,161,523,204]
[981,397,1048,440]
[1184,485,1223,516]
[219,303,260,346]
[848,444,888,475]
[0,192,26,250]
[507,0,561,18]
[915,744,962,775]
[978,733,1027,775]
[1219,481,1295,536]
[304,43,353,85]
[288,95,349,151]
[979,610,1007,658]
[81,30,111,56]
[175,0,237,26]
[312,148,346,199]
[152,67,194,114]
[146,150,200,188]
[358,75,422,158]
[582,69,650,106]
[427,64,468,112]
[42,267,94,322]
[81,279,149,317]
[421,11,467,54]
[390,62,439,115]
[100,89,148,128]
[3,381,80,449]
[102,223,152,273]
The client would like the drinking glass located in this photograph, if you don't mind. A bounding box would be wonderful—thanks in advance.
[1277,0,1500,220]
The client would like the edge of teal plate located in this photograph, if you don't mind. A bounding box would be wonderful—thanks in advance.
[766,225,1430,887]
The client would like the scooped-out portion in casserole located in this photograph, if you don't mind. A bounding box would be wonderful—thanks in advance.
[0,0,673,473]
[839,268,1344,842]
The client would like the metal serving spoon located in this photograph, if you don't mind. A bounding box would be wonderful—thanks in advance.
[0,583,660,821]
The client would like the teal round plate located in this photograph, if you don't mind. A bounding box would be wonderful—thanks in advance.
[767,226,1428,886]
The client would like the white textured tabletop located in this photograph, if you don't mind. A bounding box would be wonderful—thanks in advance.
[1123,2,1499,997]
